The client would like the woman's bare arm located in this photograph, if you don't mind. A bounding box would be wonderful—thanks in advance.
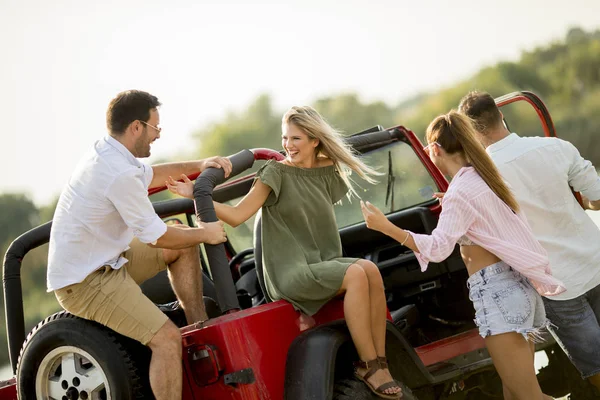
[214,180,272,227]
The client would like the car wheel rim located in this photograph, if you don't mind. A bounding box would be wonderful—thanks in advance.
[35,345,111,400]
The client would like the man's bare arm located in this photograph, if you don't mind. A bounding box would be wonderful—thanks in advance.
[150,222,226,249]
[150,157,232,189]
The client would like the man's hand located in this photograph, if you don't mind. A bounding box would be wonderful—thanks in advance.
[433,192,445,199]
[581,194,600,211]
[166,174,194,199]
[201,156,233,178]
[153,221,227,249]
[199,220,227,245]
[360,201,392,234]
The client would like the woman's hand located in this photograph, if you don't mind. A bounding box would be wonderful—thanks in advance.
[360,201,392,234]
[166,174,194,199]
[433,192,445,199]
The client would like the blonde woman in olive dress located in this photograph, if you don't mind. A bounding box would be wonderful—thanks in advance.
[167,106,403,399]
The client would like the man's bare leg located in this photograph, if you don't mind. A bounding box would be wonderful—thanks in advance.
[147,320,182,400]
[163,245,207,324]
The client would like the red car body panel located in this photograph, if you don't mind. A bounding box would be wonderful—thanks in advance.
[0,381,15,400]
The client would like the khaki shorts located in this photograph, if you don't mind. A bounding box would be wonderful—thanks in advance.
[55,238,169,345]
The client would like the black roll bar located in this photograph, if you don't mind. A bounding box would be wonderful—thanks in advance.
[193,149,256,313]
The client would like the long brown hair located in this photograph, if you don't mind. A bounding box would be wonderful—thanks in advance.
[282,106,381,198]
[426,110,519,212]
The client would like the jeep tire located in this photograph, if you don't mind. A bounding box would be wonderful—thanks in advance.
[16,311,152,400]
[333,378,379,400]
[333,377,417,400]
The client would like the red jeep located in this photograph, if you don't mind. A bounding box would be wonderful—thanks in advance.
[1,91,596,399]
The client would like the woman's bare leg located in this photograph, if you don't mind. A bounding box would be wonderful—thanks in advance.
[355,260,388,358]
[341,263,400,396]
[486,332,549,399]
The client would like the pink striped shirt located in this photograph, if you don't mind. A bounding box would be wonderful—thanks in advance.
[409,166,566,297]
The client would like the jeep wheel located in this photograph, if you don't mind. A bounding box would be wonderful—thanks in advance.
[333,378,378,400]
[333,378,417,400]
[35,346,110,399]
[17,311,152,400]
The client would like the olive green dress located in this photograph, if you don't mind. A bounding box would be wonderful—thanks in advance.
[256,160,359,316]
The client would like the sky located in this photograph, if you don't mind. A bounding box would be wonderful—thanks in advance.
[1,0,600,206]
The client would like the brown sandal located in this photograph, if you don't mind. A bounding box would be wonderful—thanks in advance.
[354,358,402,399]
[377,357,416,400]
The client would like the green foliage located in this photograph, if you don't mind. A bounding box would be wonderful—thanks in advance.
[38,196,59,224]
[313,94,395,134]
[189,26,599,167]
[395,27,600,167]
[193,94,282,159]
[0,194,60,372]
[191,93,396,160]
[0,194,39,249]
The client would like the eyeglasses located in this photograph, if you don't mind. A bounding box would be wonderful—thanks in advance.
[422,142,441,155]
[139,120,162,133]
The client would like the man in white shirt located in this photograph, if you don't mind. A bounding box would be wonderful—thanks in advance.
[459,91,600,391]
[48,90,232,400]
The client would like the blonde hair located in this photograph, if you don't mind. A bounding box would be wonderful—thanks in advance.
[426,110,519,212]
[282,106,380,198]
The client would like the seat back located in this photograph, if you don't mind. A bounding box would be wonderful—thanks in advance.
[253,212,273,302]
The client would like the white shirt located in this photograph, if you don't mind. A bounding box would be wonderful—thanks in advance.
[487,133,600,300]
[47,136,167,291]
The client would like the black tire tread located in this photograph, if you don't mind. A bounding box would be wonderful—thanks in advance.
[16,310,150,399]
[333,377,417,400]
[333,378,378,400]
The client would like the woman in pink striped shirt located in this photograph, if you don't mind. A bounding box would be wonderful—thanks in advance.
[361,111,565,400]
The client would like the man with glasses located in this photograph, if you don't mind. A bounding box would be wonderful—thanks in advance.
[48,90,232,400]
[459,91,600,393]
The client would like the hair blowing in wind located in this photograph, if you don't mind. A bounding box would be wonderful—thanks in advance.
[426,111,519,212]
[282,106,381,198]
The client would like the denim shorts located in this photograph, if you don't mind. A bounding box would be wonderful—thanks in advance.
[467,261,548,339]
[543,283,600,379]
